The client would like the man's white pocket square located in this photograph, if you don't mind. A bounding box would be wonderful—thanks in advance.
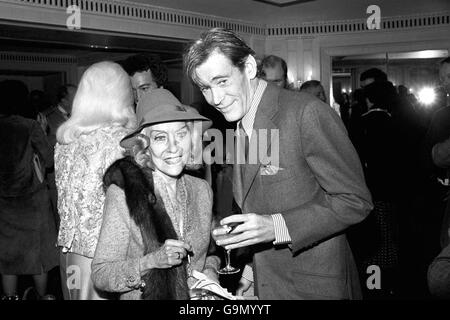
[260,164,284,175]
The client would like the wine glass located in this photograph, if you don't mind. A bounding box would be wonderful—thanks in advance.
[211,222,241,275]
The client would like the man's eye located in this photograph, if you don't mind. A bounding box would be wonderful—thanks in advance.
[153,135,166,142]
[218,79,227,86]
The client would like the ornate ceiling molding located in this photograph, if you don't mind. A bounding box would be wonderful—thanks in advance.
[0,0,448,39]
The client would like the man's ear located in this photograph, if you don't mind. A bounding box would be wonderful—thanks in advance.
[244,55,258,80]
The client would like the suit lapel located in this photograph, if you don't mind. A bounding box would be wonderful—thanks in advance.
[240,85,280,209]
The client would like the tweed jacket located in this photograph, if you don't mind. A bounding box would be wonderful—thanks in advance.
[91,173,219,300]
[234,84,373,300]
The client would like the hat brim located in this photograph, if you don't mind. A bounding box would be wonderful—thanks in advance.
[120,111,212,149]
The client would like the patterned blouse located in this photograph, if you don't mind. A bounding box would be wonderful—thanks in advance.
[55,125,131,258]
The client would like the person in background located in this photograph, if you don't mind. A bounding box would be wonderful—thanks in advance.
[350,80,401,299]
[430,58,450,250]
[55,61,136,300]
[30,90,52,134]
[0,80,58,300]
[419,57,450,290]
[359,68,388,88]
[299,80,327,103]
[45,84,77,148]
[120,53,168,104]
[184,28,373,299]
[91,88,219,300]
[258,55,289,89]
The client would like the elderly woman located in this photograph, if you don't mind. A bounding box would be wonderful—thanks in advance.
[91,88,219,300]
[55,61,136,300]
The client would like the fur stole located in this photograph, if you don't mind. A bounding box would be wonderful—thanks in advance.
[103,156,189,300]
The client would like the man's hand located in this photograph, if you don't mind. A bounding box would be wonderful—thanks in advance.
[212,213,275,250]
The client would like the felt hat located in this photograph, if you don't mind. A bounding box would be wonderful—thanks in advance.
[120,88,212,149]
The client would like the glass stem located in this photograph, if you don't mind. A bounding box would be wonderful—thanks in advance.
[225,249,232,269]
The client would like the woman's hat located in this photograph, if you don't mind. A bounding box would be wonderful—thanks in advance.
[120,88,212,149]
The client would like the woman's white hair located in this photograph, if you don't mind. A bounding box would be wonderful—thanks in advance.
[57,61,136,144]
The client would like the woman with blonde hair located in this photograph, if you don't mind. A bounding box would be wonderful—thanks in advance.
[55,61,136,300]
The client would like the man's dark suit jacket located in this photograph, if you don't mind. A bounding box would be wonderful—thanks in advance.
[44,105,67,148]
[233,84,373,300]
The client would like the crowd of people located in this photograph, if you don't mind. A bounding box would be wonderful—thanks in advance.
[0,28,449,300]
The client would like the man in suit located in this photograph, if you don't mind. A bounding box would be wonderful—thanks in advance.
[45,84,76,147]
[184,28,373,299]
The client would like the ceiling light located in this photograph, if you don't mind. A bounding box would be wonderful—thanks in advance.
[417,87,436,106]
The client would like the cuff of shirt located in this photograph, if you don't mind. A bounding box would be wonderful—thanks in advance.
[242,264,254,282]
[271,213,292,245]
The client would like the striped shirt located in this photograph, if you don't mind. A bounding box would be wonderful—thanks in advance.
[237,79,292,249]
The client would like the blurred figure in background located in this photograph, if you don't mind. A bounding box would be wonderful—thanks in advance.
[45,85,77,148]
[299,80,327,103]
[348,80,401,299]
[258,55,289,89]
[348,88,367,155]
[30,90,51,134]
[120,53,168,104]
[0,80,58,300]
[427,57,450,251]
[360,67,388,88]
[55,61,136,300]
[420,57,450,279]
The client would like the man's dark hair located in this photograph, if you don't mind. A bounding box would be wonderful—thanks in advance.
[363,80,397,111]
[120,54,168,87]
[360,68,388,82]
[300,80,322,91]
[183,28,255,85]
[56,84,76,103]
[258,55,287,80]
[440,57,450,66]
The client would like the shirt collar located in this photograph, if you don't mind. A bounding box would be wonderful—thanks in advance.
[238,79,267,139]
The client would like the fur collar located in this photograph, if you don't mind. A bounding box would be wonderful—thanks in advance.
[103,156,189,300]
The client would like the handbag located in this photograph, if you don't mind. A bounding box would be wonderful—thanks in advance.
[33,153,45,183]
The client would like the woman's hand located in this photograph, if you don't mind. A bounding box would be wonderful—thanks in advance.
[202,268,219,283]
[236,276,253,296]
[140,239,192,272]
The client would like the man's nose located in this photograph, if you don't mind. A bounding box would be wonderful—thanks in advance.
[211,88,224,105]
